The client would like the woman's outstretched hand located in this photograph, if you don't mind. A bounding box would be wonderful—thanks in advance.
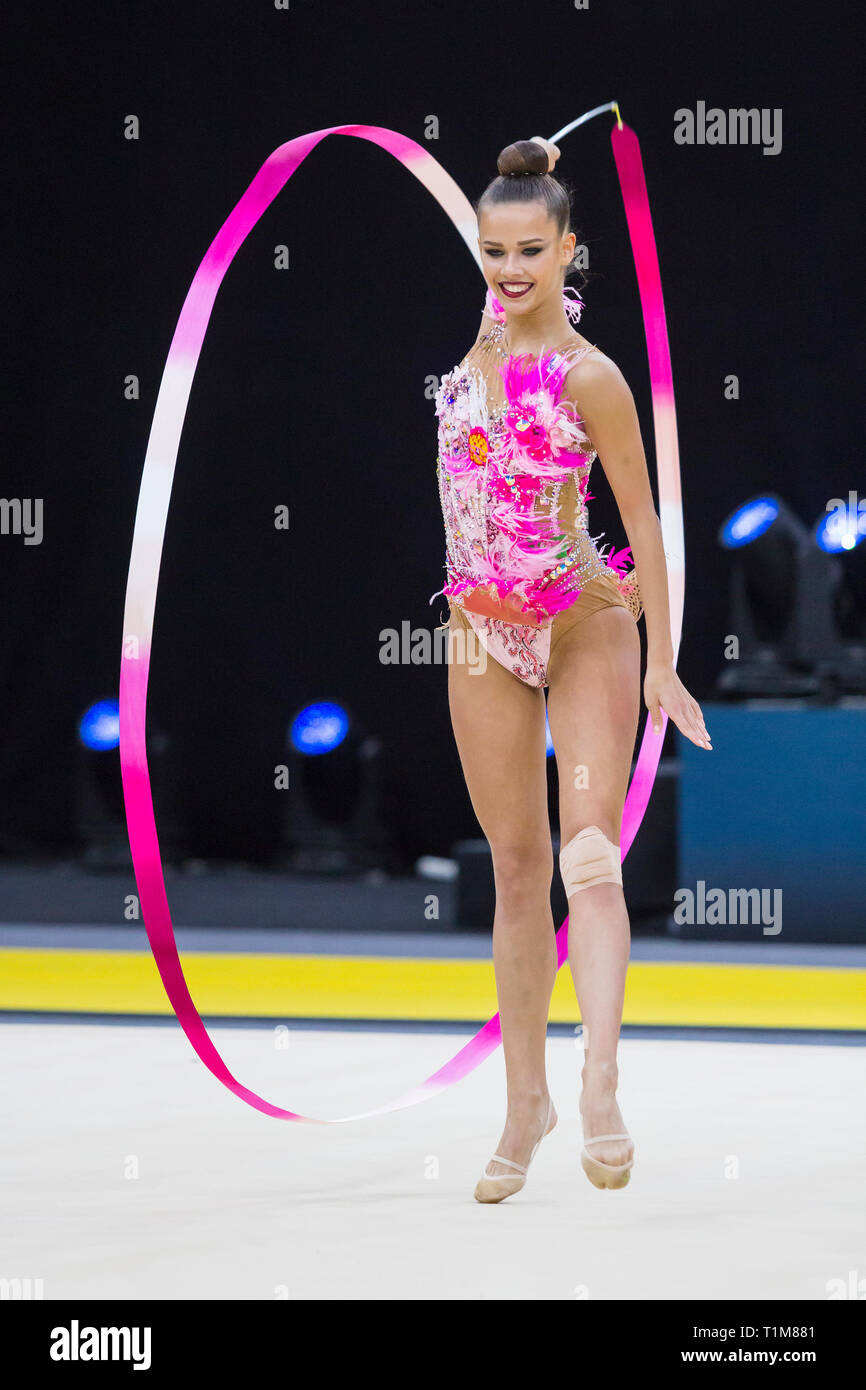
[529,135,561,172]
[644,660,712,750]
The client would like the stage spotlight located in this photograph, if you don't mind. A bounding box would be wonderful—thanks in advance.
[78,698,120,751]
[75,697,129,868]
[289,700,350,756]
[715,493,841,698]
[816,495,866,557]
[813,494,866,692]
[76,697,178,870]
[720,495,780,549]
[282,698,396,875]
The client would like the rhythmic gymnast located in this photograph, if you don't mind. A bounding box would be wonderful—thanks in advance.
[430,136,712,1201]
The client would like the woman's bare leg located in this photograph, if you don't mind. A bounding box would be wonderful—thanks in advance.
[447,616,558,1174]
[546,606,641,1167]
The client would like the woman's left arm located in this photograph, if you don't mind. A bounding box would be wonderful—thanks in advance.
[568,355,712,751]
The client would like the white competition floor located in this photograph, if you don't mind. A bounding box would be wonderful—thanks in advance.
[2,1019,864,1300]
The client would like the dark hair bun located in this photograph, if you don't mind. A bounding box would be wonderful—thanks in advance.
[497,140,549,177]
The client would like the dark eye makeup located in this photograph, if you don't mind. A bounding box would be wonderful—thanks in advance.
[484,247,543,257]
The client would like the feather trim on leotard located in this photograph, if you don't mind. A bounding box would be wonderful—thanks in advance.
[432,290,641,623]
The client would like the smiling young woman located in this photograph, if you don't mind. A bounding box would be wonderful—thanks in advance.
[430,136,711,1203]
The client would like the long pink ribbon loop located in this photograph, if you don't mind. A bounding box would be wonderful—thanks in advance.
[119,121,683,1124]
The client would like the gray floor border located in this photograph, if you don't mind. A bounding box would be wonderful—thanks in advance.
[2,1010,864,1047]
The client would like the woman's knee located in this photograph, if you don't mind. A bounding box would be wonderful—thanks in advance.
[560,807,621,850]
[558,821,623,896]
[490,839,554,899]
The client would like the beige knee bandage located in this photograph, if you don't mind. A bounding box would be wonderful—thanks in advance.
[559,826,622,895]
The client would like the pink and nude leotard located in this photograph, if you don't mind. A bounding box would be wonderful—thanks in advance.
[430,288,643,687]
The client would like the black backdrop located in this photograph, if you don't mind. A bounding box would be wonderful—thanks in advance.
[2,0,859,865]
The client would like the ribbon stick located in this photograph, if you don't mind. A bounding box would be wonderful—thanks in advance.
[119,115,683,1123]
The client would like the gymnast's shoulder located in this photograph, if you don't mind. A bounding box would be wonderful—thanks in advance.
[561,345,636,420]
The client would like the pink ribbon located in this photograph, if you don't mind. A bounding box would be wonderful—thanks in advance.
[119,121,683,1124]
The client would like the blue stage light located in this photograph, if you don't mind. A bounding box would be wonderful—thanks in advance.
[721,495,780,549]
[716,495,843,696]
[78,698,120,751]
[290,701,350,756]
[816,507,865,554]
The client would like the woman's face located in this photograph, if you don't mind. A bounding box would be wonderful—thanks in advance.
[477,201,575,313]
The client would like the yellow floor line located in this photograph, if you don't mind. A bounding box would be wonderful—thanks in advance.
[1,947,864,1030]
